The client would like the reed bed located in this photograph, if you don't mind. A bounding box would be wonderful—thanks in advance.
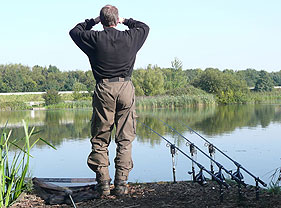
[46,100,92,109]
[0,102,31,111]
[136,94,216,110]
[248,90,281,104]
[0,121,55,207]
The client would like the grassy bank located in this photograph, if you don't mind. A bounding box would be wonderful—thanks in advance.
[0,89,280,110]
[248,90,281,104]
[136,94,216,109]
[45,100,92,109]
[0,101,31,111]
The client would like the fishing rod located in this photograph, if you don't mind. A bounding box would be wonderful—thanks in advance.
[155,117,246,187]
[137,120,230,191]
[179,121,267,200]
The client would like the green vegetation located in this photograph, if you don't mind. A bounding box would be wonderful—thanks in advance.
[0,64,95,93]
[0,102,31,111]
[248,90,281,104]
[267,167,281,195]
[254,70,274,92]
[136,94,215,109]
[42,89,62,106]
[191,68,249,104]
[0,121,56,207]
[0,61,281,108]
[45,100,92,109]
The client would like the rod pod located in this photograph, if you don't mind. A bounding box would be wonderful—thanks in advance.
[179,122,267,200]
[154,117,245,186]
[138,120,230,189]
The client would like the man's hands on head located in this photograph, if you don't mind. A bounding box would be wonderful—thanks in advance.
[118,17,125,24]
[94,16,100,24]
[93,16,124,25]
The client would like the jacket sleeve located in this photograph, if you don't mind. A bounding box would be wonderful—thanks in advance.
[69,19,98,55]
[123,18,150,52]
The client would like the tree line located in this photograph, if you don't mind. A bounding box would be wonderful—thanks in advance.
[1,60,281,97]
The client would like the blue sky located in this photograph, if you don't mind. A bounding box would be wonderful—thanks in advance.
[1,0,281,72]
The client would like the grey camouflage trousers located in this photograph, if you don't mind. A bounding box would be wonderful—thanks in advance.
[87,79,136,183]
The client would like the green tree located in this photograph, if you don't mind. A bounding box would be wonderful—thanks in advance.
[171,57,183,71]
[192,68,249,104]
[84,70,96,92]
[72,82,87,100]
[185,68,203,83]
[132,65,165,96]
[42,89,62,105]
[254,70,274,92]
[163,58,188,91]
[237,68,260,87]
[132,69,146,96]
[271,71,281,86]
[143,65,165,96]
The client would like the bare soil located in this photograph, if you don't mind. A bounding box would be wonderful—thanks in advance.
[10,181,281,208]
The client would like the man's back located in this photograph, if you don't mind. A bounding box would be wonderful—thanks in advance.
[69,18,149,81]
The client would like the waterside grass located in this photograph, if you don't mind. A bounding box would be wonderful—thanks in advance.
[0,88,280,110]
[45,100,92,109]
[0,121,56,207]
[248,90,281,104]
[136,94,216,109]
[0,102,31,111]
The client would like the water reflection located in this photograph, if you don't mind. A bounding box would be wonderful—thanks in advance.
[0,104,280,148]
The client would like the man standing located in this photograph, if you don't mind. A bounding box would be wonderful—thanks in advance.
[69,5,149,197]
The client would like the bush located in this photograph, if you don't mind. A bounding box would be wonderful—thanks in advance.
[42,89,62,106]
[192,69,249,104]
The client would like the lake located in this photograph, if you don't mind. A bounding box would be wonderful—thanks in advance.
[1,104,281,187]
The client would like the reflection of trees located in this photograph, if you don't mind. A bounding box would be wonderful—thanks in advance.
[2,105,281,149]
[136,107,216,146]
[137,105,281,141]
[192,105,281,136]
[2,110,92,149]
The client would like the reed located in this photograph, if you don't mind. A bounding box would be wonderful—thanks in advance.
[0,120,55,207]
[45,100,92,109]
[248,90,281,104]
[267,167,281,195]
[136,94,216,110]
[0,102,31,111]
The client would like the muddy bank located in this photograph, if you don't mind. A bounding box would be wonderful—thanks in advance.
[11,181,281,208]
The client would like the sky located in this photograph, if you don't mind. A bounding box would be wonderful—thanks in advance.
[1,0,281,72]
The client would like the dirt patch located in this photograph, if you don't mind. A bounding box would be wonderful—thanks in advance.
[10,181,281,208]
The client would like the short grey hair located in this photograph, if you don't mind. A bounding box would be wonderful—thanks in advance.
[100,5,119,27]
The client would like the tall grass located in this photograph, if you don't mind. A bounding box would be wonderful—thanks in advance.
[46,100,92,109]
[0,120,55,207]
[248,90,281,104]
[0,102,31,111]
[267,167,281,195]
[136,94,216,110]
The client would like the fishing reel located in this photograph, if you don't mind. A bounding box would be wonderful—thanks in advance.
[214,169,225,182]
[232,167,244,181]
[195,169,207,186]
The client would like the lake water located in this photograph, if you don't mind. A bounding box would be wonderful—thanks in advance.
[1,104,281,187]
